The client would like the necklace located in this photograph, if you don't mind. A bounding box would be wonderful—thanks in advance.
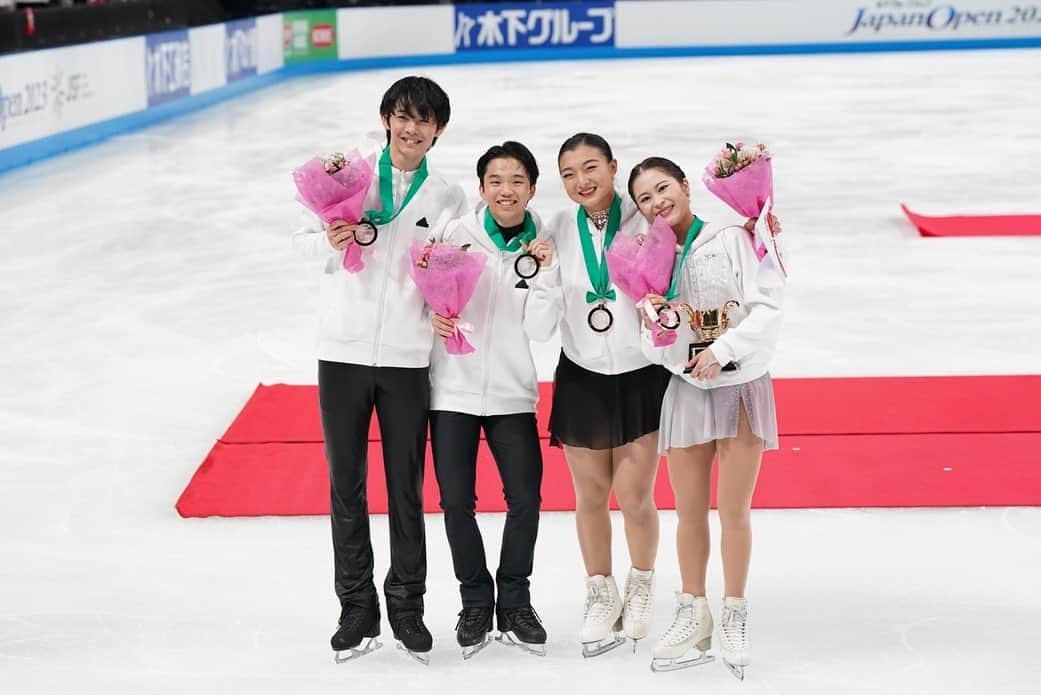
[587,209,610,231]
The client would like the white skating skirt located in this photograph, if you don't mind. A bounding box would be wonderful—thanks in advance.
[658,372,778,453]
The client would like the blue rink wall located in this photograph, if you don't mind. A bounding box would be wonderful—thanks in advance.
[2,0,1041,174]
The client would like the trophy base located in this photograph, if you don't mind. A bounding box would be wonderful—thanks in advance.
[683,341,737,374]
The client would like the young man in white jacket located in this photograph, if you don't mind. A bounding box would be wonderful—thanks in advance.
[292,76,467,663]
[428,141,548,658]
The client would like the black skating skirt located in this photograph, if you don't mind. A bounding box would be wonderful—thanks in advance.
[548,350,671,450]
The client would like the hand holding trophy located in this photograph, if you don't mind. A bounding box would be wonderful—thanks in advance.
[676,300,741,375]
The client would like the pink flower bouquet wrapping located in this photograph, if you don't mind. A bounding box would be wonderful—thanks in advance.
[292,150,374,273]
[605,216,679,347]
[407,240,487,355]
[703,142,787,288]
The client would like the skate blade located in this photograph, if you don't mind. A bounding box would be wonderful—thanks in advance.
[461,635,493,660]
[496,631,547,657]
[581,634,626,658]
[650,652,715,673]
[724,660,745,681]
[333,637,382,663]
[396,641,431,666]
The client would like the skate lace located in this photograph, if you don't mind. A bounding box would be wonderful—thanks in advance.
[662,602,698,643]
[584,584,612,620]
[503,605,543,632]
[624,575,653,618]
[455,607,490,631]
[393,612,425,637]
[721,605,748,648]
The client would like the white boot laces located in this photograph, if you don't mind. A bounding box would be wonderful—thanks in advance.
[662,600,696,644]
[624,574,652,618]
[585,583,610,621]
[722,604,748,648]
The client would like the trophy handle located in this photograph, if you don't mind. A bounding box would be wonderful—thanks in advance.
[677,303,697,329]
[720,300,740,329]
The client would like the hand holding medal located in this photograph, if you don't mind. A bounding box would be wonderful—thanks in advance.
[291,149,375,273]
[482,208,542,289]
[604,215,679,346]
[517,238,553,286]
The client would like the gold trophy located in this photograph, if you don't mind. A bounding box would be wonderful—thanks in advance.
[678,300,740,373]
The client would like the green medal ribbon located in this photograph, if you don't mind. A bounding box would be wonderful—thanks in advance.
[663,217,705,302]
[483,208,537,251]
[364,148,428,226]
[577,195,622,304]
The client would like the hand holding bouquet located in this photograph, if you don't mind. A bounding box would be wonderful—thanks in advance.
[605,216,679,346]
[703,142,786,287]
[292,150,375,273]
[407,240,487,355]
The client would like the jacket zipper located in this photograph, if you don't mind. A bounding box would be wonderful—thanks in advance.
[480,250,502,415]
[371,215,396,366]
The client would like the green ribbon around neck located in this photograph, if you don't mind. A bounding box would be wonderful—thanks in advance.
[364,148,428,226]
[664,217,705,302]
[483,208,537,251]
[577,195,622,304]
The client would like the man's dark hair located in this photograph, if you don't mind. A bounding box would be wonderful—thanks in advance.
[477,141,540,186]
[379,76,451,147]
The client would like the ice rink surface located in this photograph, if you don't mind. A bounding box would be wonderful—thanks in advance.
[2,49,1040,693]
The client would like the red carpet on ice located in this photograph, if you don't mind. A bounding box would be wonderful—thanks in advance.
[176,377,1041,517]
[901,204,1041,237]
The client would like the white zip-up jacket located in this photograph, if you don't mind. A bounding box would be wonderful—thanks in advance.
[642,222,784,389]
[292,161,467,368]
[524,195,652,375]
[429,206,544,416]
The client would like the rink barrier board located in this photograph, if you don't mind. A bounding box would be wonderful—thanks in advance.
[4,0,1041,173]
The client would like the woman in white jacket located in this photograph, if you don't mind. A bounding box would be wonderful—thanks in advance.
[429,141,547,658]
[629,157,783,679]
[524,133,671,656]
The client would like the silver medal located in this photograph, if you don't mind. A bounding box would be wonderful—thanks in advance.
[514,252,539,280]
[354,219,378,247]
[588,304,614,333]
[657,305,681,330]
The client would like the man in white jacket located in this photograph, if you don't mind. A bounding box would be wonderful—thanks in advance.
[429,141,548,658]
[292,76,467,663]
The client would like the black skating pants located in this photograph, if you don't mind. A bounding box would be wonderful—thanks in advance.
[430,410,543,609]
[319,360,429,616]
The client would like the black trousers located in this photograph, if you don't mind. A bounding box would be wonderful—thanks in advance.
[430,410,543,609]
[318,360,429,616]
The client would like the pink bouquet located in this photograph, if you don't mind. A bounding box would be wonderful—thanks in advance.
[703,142,786,288]
[605,216,679,347]
[292,150,374,273]
[407,240,487,355]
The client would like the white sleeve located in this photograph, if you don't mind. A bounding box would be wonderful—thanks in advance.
[291,212,337,258]
[523,255,563,342]
[708,229,784,366]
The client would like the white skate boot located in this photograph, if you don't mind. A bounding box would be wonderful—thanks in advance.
[622,567,655,650]
[719,596,750,680]
[650,593,715,672]
[579,575,626,658]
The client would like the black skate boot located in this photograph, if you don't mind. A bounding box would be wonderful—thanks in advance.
[390,610,433,665]
[331,601,381,663]
[496,605,547,656]
[455,606,494,660]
